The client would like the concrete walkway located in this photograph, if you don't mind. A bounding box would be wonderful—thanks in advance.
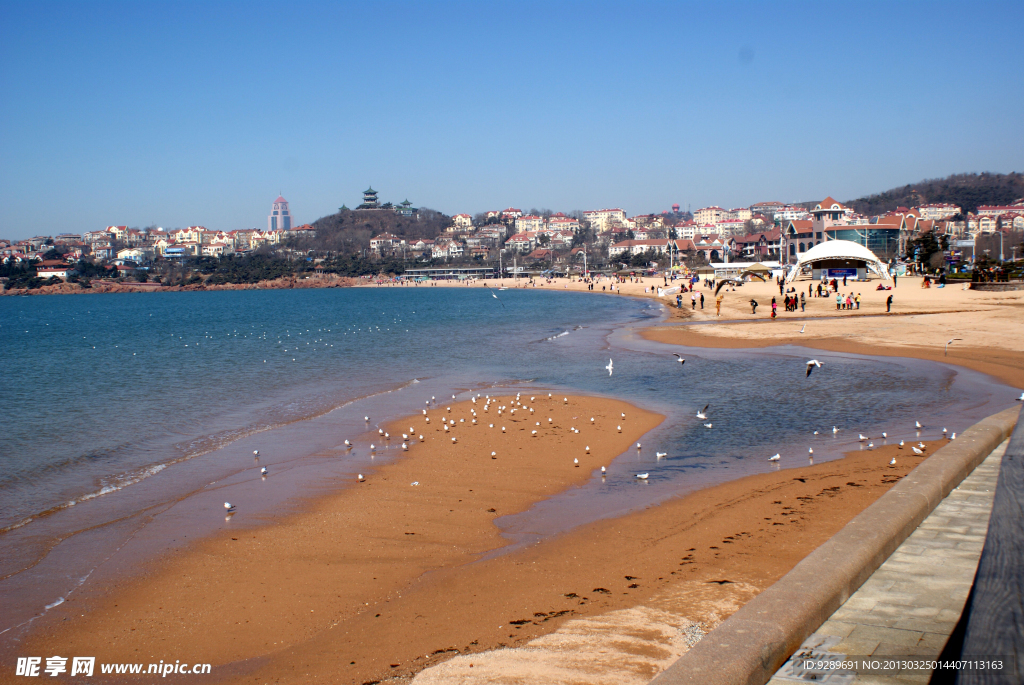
[768,439,1008,685]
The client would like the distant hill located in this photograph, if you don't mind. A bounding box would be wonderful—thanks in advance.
[843,172,1024,216]
[306,208,452,253]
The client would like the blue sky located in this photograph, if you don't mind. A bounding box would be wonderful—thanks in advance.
[1,1,1022,239]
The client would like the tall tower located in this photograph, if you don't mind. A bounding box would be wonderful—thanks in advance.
[269,196,291,231]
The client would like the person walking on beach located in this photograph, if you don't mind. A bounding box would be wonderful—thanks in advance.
[716,295,724,316]
[893,271,898,287]
[886,294,893,312]
[771,296,777,316]
[699,292,705,309]
[855,293,861,309]
[800,292,805,312]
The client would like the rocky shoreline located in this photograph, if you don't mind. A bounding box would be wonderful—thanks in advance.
[1,274,357,296]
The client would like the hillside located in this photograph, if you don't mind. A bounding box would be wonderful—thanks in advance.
[303,208,452,253]
[843,172,1024,216]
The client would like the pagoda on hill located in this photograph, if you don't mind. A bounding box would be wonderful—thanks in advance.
[356,186,380,210]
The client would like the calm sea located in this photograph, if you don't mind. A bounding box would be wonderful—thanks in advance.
[0,286,1015,637]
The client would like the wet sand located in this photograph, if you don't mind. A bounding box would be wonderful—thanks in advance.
[25,389,948,684]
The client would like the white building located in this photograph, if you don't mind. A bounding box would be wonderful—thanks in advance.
[918,203,961,220]
[514,215,545,232]
[583,208,626,231]
[268,196,292,232]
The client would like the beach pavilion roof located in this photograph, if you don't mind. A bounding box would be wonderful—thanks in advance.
[787,239,890,281]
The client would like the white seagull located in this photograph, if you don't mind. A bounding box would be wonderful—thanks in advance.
[813,430,819,435]
[574,458,580,467]
[605,359,614,376]
[224,502,235,511]
[890,458,896,465]
[673,353,686,365]
[942,427,947,434]
[798,324,806,334]
[769,454,781,462]
[696,404,709,420]
[944,338,962,356]
[600,466,606,473]
[951,432,956,439]
[703,422,713,429]
[858,434,868,441]
[882,432,888,438]
[832,426,838,434]
[656,451,667,458]
[915,420,923,429]
[1017,392,1024,401]
[808,448,814,455]
[253,450,259,457]
[260,466,267,475]
[358,474,365,481]
[636,473,649,479]
[899,440,905,448]
[912,446,923,455]
[806,360,822,378]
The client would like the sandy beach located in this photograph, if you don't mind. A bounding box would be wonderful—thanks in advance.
[26,387,950,684]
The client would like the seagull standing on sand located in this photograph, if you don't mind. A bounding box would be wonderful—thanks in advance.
[806,360,822,378]
[224,502,235,511]
[673,353,686,365]
[899,440,905,448]
[890,458,897,465]
[912,446,924,455]
[574,458,579,467]
[606,359,614,376]
[260,466,267,476]
[1017,392,1024,401]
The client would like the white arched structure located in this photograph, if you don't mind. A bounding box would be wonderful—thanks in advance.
[786,239,890,282]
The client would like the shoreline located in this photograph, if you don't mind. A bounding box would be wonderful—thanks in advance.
[23,391,950,684]
[0,274,357,295]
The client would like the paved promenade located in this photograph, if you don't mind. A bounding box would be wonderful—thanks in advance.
[768,439,1008,685]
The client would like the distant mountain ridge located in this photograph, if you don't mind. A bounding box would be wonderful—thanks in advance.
[840,172,1024,216]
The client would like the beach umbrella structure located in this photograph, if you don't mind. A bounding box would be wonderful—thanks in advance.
[785,239,891,282]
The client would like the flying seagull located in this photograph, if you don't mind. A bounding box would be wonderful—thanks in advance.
[714,278,743,296]
[605,359,614,376]
[673,353,686,365]
[944,338,962,356]
[485,286,506,308]
[806,360,822,377]
[798,324,806,334]
[696,404,709,419]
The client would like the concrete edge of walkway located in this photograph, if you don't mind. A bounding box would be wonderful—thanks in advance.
[649,404,1021,685]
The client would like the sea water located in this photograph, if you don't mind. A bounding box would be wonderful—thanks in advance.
[0,286,1015,636]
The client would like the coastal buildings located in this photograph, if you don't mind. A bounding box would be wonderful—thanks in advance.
[268,196,292,232]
